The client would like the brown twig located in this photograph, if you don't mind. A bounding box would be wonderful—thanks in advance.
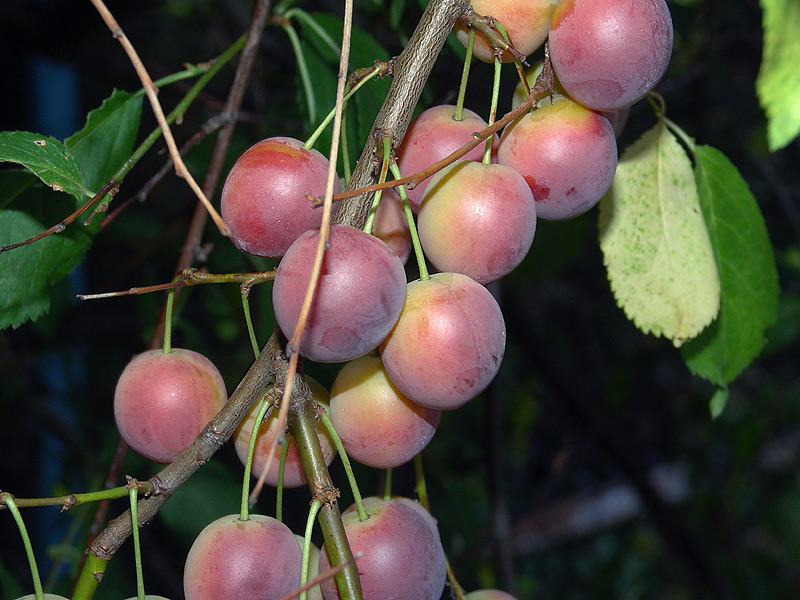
[77,268,275,300]
[101,112,234,230]
[88,0,231,237]
[0,180,117,254]
[459,9,529,65]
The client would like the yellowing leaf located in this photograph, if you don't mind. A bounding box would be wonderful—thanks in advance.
[757,0,800,151]
[598,122,720,347]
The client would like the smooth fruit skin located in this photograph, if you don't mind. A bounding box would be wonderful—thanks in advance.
[183,514,302,600]
[233,378,336,488]
[372,189,411,264]
[395,105,498,212]
[454,0,560,63]
[380,273,506,410]
[418,160,537,284]
[114,349,227,464]
[498,98,617,221]
[319,499,446,600]
[343,496,441,543]
[330,355,440,469]
[272,224,407,363]
[465,591,519,600]
[549,0,673,111]
[220,137,339,257]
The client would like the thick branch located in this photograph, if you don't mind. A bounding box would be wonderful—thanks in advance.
[333,0,471,228]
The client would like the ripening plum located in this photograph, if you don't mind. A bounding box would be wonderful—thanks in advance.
[330,355,440,469]
[465,591,519,600]
[319,498,446,600]
[395,105,498,212]
[380,273,506,410]
[343,496,441,544]
[418,160,537,284]
[372,189,411,264]
[549,0,674,111]
[233,377,336,488]
[454,0,560,63]
[183,514,301,600]
[498,97,617,221]
[114,349,227,464]
[272,224,407,363]
[220,137,339,257]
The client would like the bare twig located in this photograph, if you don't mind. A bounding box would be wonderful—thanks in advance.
[88,0,230,236]
[0,181,117,254]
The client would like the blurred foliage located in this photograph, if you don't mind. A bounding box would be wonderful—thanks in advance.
[1,1,799,599]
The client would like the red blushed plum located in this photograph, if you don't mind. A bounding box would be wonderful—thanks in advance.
[372,189,411,264]
[549,0,673,111]
[183,514,301,600]
[454,0,560,63]
[498,97,617,221]
[379,273,506,410]
[114,349,227,464]
[319,499,446,600]
[396,105,498,212]
[418,161,537,284]
[330,355,440,469]
[233,378,336,488]
[220,136,339,257]
[343,496,441,544]
[465,591,519,600]
[272,224,407,363]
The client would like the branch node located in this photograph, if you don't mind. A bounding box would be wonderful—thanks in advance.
[61,495,77,512]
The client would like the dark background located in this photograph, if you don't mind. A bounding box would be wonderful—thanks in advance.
[2,0,799,598]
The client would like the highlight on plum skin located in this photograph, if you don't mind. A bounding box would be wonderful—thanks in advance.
[380,272,506,410]
[395,104,498,212]
[233,377,336,488]
[329,355,440,469]
[454,0,561,63]
[113,348,227,464]
[220,136,339,258]
[183,514,302,600]
[498,97,618,222]
[548,0,674,112]
[418,160,537,284]
[318,498,446,600]
[272,224,408,363]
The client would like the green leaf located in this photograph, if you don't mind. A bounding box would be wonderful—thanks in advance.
[598,121,720,346]
[757,0,800,150]
[681,145,780,385]
[297,13,391,166]
[0,171,96,329]
[0,131,92,198]
[66,88,143,191]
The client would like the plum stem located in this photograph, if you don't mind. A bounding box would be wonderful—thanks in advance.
[383,468,393,500]
[127,482,146,600]
[454,28,475,122]
[319,411,369,521]
[241,288,260,360]
[300,499,323,600]
[1,493,45,600]
[240,388,276,521]
[162,289,175,354]
[483,54,502,164]
[389,160,429,280]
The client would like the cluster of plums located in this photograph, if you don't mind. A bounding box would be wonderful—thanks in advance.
[102,1,673,599]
